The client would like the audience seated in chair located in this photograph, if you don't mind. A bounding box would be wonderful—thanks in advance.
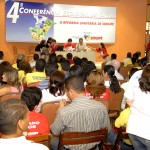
[21,87,50,138]
[50,76,110,150]
[0,99,48,150]
[0,68,23,97]
[111,59,124,80]
[39,70,68,112]
[25,59,46,85]
[85,69,110,101]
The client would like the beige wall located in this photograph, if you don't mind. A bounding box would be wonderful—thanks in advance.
[0,0,147,62]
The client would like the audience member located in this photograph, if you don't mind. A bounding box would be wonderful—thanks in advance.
[25,59,46,85]
[69,65,83,77]
[125,64,150,149]
[63,38,75,51]
[73,57,82,66]
[12,53,25,70]
[107,107,134,150]
[66,53,74,65]
[0,51,4,64]
[111,59,124,80]
[0,68,23,97]
[85,70,110,100]
[76,38,87,51]
[29,54,39,68]
[103,65,121,93]
[120,68,139,109]
[50,76,110,150]
[0,61,12,86]
[21,87,50,137]
[0,99,48,150]
[106,53,117,65]
[18,60,32,85]
[39,70,68,112]
[61,59,70,78]
[123,52,132,67]
[37,63,58,90]
[81,61,96,82]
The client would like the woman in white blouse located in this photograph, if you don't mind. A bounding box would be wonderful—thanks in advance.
[126,64,150,150]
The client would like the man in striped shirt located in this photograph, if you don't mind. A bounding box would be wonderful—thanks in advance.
[50,76,110,150]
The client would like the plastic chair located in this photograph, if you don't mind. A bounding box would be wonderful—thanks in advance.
[41,101,60,126]
[108,89,124,126]
[58,128,108,150]
[0,92,21,102]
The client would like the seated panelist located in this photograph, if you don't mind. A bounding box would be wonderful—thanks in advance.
[76,38,87,51]
[63,38,75,51]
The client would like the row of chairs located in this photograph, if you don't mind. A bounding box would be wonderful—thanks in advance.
[26,127,128,150]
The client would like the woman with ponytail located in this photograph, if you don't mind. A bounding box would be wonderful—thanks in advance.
[103,65,121,93]
[38,70,68,112]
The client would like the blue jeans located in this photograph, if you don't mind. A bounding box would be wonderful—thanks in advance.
[129,134,150,150]
[107,129,134,150]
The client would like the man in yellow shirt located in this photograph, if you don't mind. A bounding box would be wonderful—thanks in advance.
[25,59,46,85]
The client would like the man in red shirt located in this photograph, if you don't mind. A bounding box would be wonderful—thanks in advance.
[64,38,75,51]
[21,87,50,137]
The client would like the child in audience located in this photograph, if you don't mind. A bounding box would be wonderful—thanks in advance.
[21,87,50,137]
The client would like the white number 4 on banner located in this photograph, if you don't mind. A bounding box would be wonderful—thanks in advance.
[7,2,19,24]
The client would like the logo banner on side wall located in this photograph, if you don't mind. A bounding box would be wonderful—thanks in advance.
[5,0,116,43]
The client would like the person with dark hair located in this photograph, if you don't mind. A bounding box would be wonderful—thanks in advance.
[40,70,67,111]
[125,64,150,150]
[69,65,83,77]
[66,53,74,64]
[49,39,58,54]
[0,68,23,97]
[48,53,57,64]
[120,67,139,109]
[29,53,39,68]
[0,99,48,150]
[85,70,110,100]
[61,59,70,78]
[21,87,50,137]
[25,59,46,85]
[35,39,46,52]
[103,65,121,93]
[76,38,87,51]
[106,53,117,65]
[81,61,96,82]
[0,51,4,63]
[123,52,132,67]
[73,57,82,66]
[50,76,110,150]
[0,61,12,86]
[63,38,75,51]
[37,63,58,90]
[81,57,88,67]
[95,43,110,62]
[18,60,32,85]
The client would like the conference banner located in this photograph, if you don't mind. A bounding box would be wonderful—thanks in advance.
[6,0,116,43]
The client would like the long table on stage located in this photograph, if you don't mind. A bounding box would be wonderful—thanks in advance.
[55,51,96,62]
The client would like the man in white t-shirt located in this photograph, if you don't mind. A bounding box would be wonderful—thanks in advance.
[0,99,48,150]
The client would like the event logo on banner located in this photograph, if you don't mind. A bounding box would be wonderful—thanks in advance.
[6,0,116,43]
